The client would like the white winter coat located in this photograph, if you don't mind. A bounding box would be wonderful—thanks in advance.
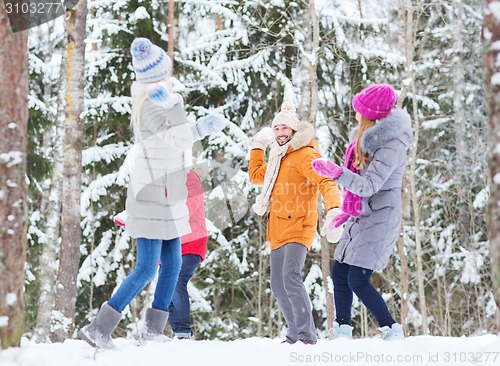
[125,99,199,240]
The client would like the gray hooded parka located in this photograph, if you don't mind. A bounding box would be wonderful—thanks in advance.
[333,108,413,272]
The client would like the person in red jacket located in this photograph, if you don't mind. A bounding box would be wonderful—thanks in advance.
[168,169,208,340]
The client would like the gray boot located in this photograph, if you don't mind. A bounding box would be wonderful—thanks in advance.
[78,303,122,349]
[140,308,170,342]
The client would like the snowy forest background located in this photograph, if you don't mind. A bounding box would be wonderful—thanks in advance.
[2,0,500,347]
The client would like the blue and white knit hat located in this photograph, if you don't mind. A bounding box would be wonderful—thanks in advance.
[131,38,172,83]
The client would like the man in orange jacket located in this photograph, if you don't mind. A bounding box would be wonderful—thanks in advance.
[248,102,342,344]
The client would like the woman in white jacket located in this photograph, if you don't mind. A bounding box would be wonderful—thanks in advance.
[79,38,226,348]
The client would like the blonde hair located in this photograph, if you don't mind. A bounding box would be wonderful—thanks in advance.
[130,77,173,135]
[354,115,376,170]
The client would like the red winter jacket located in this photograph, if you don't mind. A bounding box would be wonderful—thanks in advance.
[181,170,208,261]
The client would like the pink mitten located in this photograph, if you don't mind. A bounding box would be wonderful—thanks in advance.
[330,212,350,230]
[311,159,343,179]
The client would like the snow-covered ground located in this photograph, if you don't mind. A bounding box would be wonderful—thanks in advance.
[1,334,500,366]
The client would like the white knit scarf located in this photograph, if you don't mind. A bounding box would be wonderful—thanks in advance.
[252,141,290,216]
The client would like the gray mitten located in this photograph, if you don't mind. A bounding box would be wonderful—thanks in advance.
[195,113,228,138]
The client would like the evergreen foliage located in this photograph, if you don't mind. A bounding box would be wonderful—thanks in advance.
[24,0,492,340]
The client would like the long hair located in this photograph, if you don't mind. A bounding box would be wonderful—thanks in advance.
[130,77,173,135]
[354,115,376,170]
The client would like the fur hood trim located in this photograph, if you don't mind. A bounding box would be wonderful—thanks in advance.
[360,108,413,155]
[289,121,315,151]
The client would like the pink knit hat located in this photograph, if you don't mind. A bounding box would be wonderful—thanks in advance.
[352,84,397,121]
[271,102,300,131]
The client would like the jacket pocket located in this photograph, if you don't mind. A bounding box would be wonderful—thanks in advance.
[273,213,306,239]
[367,190,399,212]
[134,175,168,206]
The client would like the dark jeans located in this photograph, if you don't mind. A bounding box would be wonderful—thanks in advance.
[331,260,395,328]
[168,254,202,334]
[108,237,182,313]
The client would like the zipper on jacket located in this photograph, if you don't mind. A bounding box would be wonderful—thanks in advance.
[341,217,358,262]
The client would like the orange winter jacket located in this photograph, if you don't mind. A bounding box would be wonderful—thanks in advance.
[249,122,341,251]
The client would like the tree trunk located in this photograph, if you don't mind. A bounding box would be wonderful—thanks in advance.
[409,75,429,335]
[403,0,428,335]
[307,0,320,125]
[483,0,500,333]
[298,4,311,120]
[360,303,368,337]
[396,191,410,335]
[256,215,265,336]
[0,4,29,349]
[305,0,335,333]
[396,70,411,332]
[452,0,466,180]
[51,0,87,342]
[395,70,410,335]
[452,1,471,248]
[357,0,364,48]
[268,292,274,338]
[395,16,411,333]
[35,37,67,342]
[167,0,175,72]
[319,235,335,334]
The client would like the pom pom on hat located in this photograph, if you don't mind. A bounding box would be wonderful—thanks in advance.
[271,101,300,131]
[131,38,172,83]
[352,83,397,121]
[280,101,296,113]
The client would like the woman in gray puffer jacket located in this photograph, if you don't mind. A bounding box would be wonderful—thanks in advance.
[312,84,413,341]
[79,38,226,349]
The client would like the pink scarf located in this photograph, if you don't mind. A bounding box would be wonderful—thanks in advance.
[329,140,361,229]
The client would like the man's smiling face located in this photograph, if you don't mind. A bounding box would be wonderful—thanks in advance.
[273,124,294,146]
